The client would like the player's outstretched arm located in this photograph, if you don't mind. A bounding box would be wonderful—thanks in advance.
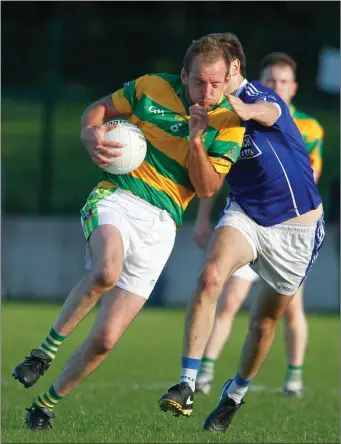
[308,124,324,184]
[226,94,280,127]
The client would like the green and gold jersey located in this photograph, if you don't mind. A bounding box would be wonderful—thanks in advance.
[96,73,245,226]
[290,105,324,177]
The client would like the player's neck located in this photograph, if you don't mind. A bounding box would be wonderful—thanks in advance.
[226,74,245,96]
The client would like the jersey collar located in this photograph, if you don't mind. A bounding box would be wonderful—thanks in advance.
[175,78,190,114]
[234,78,248,97]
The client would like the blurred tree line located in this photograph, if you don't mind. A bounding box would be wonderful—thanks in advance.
[2,1,340,98]
[1,1,340,219]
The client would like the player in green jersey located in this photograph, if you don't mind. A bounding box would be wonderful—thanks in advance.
[12,33,245,431]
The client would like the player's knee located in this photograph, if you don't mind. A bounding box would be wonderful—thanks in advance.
[284,305,305,327]
[92,267,118,291]
[215,310,235,328]
[197,264,225,299]
[284,307,295,326]
[218,303,237,320]
[220,297,241,317]
[91,330,117,355]
[249,317,278,338]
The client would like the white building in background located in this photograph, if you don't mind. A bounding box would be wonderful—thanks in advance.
[317,47,340,94]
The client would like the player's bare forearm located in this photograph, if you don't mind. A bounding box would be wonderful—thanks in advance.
[249,102,280,127]
[197,187,223,223]
[226,94,279,126]
[189,138,225,198]
[313,168,321,184]
[81,95,121,128]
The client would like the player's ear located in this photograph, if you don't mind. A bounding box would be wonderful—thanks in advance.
[289,81,298,101]
[230,59,240,77]
[181,68,188,85]
[293,81,298,95]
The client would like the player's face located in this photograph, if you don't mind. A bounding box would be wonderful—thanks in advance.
[260,65,298,104]
[181,55,229,109]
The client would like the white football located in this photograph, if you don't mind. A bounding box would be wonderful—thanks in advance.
[101,120,147,175]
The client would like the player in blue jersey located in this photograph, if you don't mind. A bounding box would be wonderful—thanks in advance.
[195,51,324,399]
[158,33,325,432]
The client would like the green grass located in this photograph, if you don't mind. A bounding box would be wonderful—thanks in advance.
[2,303,340,443]
[1,98,340,219]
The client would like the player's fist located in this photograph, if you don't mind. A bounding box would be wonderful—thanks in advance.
[81,124,125,167]
[225,94,252,121]
[189,103,209,139]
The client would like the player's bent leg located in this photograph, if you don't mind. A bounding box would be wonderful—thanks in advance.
[159,226,254,417]
[196,276,253,395]
[283,284,307,397]
[204,284,293,432]
[26,194,176,430]
[53,287,145,396]
[205,276,254,361]
[239,284,293,380]
[25,287,146,431]
[13,224,124,389]
[184,226,254,361]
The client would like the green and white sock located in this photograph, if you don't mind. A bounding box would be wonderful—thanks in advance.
[39,327,67,360]
[34,385,63,411]
[198,356,216,379]
[286,364,303,382]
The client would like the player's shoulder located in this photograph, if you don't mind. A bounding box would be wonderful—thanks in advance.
[246,80,275,96]
[210,101,244,131]
[135,72,179,87]
[243,80,284,105]
[291,106,323,128]
[291,106,324,137]
[245,80,270,95]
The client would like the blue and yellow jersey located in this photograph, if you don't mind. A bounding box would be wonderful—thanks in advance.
[96,73,245,226]
[290,105,324,177]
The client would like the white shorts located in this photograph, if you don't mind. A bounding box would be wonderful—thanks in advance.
[81,188,176,299]
[216,200,325,296]
[232,264,259,283]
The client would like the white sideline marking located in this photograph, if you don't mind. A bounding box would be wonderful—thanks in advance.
[250,385,282,393]
[3,380,339,396]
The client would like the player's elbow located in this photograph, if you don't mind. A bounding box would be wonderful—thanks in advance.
[262,117,277,127]
[197,183,221,198]
[262,120,275,127]
[197,189,215,199]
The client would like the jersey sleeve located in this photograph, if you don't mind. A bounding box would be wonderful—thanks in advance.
[207,114,245,174]
[111,75,150,115]
[244,82,290,132]
[303,120,324,176]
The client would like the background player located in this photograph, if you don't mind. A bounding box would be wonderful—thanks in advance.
[195,52,324,398]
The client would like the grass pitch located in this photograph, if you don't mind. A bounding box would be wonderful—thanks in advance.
[2,302,340,443]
